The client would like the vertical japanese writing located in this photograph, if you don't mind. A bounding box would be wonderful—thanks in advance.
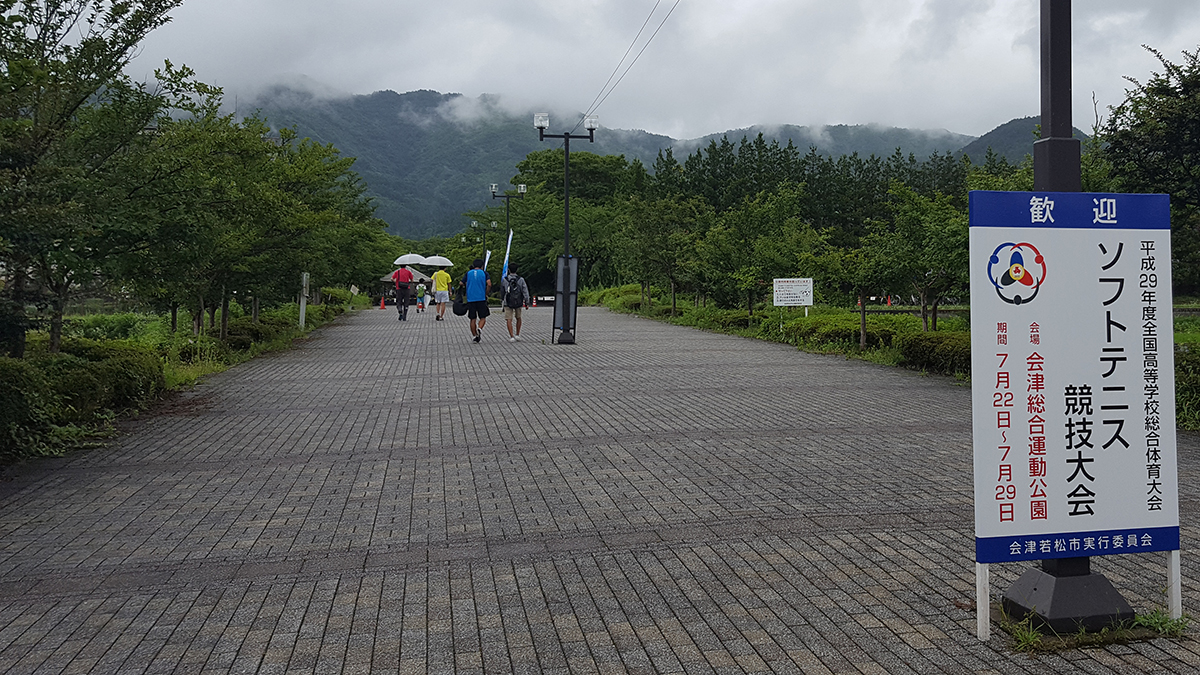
[1064,384,1096,515]
[995,352,1014,522]
[1027,352,1047,520]
[1141,240,1163,511]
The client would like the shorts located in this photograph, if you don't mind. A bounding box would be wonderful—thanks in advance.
[466,300,490,320]
[435,291,450,304]
[503,306,523,320]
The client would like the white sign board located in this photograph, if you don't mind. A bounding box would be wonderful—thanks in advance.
[773,278,813,306]
[969,191,1178,563]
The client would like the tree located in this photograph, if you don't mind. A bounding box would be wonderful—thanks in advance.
[887,183,968,330]
[615,196,710,314]
[0,0,183,355]
[1105,44,1200,294]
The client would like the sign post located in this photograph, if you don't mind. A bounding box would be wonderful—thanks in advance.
[969,191,1178,635]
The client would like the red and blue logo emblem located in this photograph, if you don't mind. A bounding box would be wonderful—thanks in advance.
[988,242,1046,305]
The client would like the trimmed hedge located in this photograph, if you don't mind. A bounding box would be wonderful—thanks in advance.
[782,313,923,348]
[895,331,972,375]
[2,338,166,464]
[1176,346,1200,429]
[0,358,53,463]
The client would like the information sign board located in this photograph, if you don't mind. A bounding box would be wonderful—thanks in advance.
[969,191,1178,563]
[773,278,813,307]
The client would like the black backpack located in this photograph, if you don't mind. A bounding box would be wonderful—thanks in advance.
[504,275,524,308]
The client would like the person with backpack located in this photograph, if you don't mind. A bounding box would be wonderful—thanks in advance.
[500,264,531,342]
[415,282,427,313]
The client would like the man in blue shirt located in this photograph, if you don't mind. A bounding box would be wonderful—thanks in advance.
[463,258,491,342]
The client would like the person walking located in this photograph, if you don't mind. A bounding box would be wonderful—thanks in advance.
[463,258,491,342]
[500,264,531,342]
[415,282,427,313]
[391,266,414,321]
[432,267,452,321]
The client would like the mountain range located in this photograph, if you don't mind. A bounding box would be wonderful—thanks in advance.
[249,87,1059,239]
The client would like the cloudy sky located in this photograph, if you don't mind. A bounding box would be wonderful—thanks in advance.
[128,0,1200,140]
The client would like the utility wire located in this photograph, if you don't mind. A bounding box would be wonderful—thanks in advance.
[577,1,661,124]
[568,0,681,135]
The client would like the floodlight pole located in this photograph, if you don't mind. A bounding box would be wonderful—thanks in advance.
[998,0,1135,635]
[534,113,597,344]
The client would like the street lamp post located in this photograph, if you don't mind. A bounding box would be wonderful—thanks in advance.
[490,183,526,244]
[535,113,597,344]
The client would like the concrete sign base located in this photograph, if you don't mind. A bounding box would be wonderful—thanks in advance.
[1002,567,1135,633]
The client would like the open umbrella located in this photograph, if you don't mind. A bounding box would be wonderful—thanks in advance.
[393,253,427,265]
[423,255,454,267]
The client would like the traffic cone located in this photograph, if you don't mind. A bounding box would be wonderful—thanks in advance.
[380,296,385,309]
[532,297,537,307]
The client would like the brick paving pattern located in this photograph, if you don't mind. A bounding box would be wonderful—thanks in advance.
[0,306,1197,673]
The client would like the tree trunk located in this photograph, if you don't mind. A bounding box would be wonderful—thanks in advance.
[859,292,868,349]
[670,280,677,316]
[48,297,65,354]
[193,296,203,336]
[170,303,178,334]
[748,289,753,317]
[931,299,940,331]
[252,296,260,323]
[208,303,216,330]
[220,288,230,341]
[920,288,929,331]
[2,266,30,358]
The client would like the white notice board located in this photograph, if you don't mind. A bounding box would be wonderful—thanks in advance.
[773,278,813,306]
[969,190,1178,564]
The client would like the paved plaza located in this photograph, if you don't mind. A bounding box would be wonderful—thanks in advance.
[1,305,1198,674]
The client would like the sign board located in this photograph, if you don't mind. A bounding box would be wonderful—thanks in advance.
[969,191,1178,563]
[773,278,813,306]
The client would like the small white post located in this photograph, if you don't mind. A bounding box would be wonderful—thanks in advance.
[976,562,990,641]
[1168,549,1182,619]
[299,272,309,328]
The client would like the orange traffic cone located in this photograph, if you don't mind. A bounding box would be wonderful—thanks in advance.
[532,297,537,307]
[380,296,386,309]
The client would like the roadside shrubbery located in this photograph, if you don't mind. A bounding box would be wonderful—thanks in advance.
[895,331,972,375]
[0,338,164,464]
[1,298,354,466]
[1175,345,1200,430]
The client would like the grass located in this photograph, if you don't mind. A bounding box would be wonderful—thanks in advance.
[994,602,1192,653]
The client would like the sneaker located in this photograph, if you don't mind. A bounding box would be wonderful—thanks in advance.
[473,334,481,343]
[514,335,523,342]
[509,337,516,343]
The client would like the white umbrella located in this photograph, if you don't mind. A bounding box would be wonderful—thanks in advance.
[393,253,427,265]
[424,255,454,267]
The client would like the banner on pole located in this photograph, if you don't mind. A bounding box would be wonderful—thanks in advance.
[502,229,514,278]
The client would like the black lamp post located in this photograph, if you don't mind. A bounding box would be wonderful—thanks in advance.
[535,112,597,344]
[490,183,526,242]
[998,0,1135,636]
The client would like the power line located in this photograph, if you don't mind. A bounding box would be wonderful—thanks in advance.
[577,1,661,124]
[568,0,681,135]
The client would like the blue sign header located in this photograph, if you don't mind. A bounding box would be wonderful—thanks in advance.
[969,191,1170,230]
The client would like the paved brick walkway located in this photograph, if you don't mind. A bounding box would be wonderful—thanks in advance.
[0,306,1197,674]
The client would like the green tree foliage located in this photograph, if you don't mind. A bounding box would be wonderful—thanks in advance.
[1106,45,1200,294]
[0,0,184,355]
[886,183,969,329]
[1,2,392,352]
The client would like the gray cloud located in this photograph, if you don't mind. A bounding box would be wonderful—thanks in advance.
[128,0,1200,139]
